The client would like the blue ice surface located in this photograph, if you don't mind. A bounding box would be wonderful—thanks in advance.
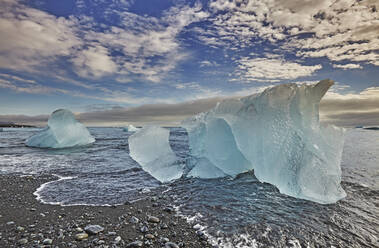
[26,109,95,149]
[129,80,346,204]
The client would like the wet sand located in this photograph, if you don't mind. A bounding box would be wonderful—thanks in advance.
[0,174,212,247]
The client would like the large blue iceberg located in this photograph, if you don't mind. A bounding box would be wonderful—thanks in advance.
[26,109,95,148]
[129,80,346,204]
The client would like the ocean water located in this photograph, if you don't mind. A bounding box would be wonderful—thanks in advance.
[0,127,378,247]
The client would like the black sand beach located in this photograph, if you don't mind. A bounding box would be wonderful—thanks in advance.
[0,175,212,247]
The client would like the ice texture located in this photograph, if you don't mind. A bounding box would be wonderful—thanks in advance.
[128,126,183,182]
[123,124,139,132]
[183,79,346,204]
[26,109,95,148]
[184,116,251,178]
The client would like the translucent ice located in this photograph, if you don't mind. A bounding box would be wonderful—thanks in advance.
[183,79,346,204]
[184,115,251,178]
[26,109,95,148]
[128,126,183,182]
[123,124,139,132]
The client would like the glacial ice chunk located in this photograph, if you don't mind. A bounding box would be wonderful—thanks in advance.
[183,79,346,204]
[26,109,95,148]
[128,126,183,182]
[123,124,139,132]
[184,116,251,177]
[187,157,227,179]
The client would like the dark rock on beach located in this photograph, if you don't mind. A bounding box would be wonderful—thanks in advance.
[0,174,213,247]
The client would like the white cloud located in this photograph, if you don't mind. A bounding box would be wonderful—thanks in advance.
[207,0,379,66]
[72,45,118,78]
[0,78,69,95]
[0,0,209,83]
[199,60,219,67]
[83,4,209,82]
[235,57,322,82]
[0,0,81,72]
[0,73,36,84]
[332,63,363,70]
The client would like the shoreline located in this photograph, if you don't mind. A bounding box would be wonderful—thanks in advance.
[0,174,212,247]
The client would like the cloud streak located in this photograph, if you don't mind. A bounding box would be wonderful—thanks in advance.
[2,85,378,127]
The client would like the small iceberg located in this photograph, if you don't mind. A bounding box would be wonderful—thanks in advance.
[128,126,184,182]
[26,109,95,148]
[123,124,140,132]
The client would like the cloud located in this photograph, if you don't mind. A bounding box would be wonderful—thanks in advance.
[79,3,209,82]
[235,57,322,82]
[71,45,118,78]
[0,73,36,84]
[0,0,81,72]
[199,60,219,67]
[206,0,379,66]
[332,63,363,70]
[77,97,221,125]
[0,78,69,95]
[0,0,209,83]
[321,86,379,126]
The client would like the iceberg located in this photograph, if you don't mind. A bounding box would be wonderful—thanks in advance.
[183,79,346,204]
[184,115,251,178]
[123,124,140,132]
[128,126,184,182]
[126,80,346,204]
[26,109,95,148]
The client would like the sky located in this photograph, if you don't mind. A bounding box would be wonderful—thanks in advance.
[0,0,378,126]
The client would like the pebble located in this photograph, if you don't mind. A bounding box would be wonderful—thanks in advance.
[161,237,170,243]
[145,234,155,239]
[18,238,28,245]
[75,233,89,240]
[16,226,25,232]
[164,207,174,213]
[193,224,202,230]
[165,242,180,248]
[114,236,122,243]
[43,238,53,245]
[148,216,160,223]
[126,240,143,247]
[97,240,106,244]
[129,216,139,224]
[140,226,149,233]
[84,224,104,235]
